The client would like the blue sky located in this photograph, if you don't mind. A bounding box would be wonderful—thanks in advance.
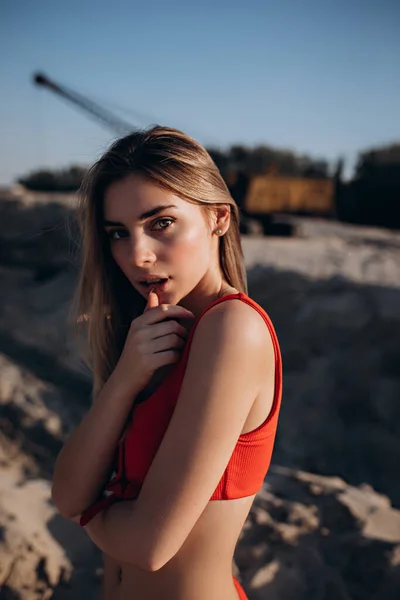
[1,0,399,184]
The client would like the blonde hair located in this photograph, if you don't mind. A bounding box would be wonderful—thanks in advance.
[74,125,247,397]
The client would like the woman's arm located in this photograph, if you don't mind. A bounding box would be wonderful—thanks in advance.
[51,374,140,519]
[83,300,273,571]
[52,293,193,520]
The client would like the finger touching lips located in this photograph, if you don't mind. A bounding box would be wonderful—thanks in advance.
[144,288,159,311]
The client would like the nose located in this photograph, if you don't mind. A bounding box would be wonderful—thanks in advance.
[129,234,157,267]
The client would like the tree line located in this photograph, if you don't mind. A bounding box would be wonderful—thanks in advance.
[17,143,400,229]
[335,144,400,228]
[17,144,332,192]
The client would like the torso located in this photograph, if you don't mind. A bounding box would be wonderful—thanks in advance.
[117,497,254,600]
[103,290,276,600]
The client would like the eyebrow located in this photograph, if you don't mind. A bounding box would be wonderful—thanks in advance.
[103,204,178,226]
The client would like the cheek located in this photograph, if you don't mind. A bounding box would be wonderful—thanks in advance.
[170,225,211,265]
[110,243,128,273]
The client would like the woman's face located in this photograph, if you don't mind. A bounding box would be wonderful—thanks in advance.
[103,174,226,307]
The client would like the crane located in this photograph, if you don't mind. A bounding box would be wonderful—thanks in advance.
[31,72,342,234]
[33,72,135,136]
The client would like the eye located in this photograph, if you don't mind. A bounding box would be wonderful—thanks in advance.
[152,218,175,231]
[106,229,129,240]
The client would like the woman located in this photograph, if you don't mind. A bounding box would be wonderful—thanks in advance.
[52,126,282,600]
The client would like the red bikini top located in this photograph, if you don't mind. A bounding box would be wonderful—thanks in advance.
[80,292,282,526]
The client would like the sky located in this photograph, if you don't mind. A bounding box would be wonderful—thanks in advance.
[0,0,399,184]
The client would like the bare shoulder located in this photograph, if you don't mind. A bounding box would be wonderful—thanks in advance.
[192,296,274,359]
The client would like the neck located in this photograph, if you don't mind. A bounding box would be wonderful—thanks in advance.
[179,280,236,324]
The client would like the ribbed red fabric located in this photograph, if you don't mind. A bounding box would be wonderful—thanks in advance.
[80,293,282,527]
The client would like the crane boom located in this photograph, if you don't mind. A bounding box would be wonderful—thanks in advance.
[33,72,135,136]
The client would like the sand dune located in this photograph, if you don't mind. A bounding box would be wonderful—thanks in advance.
[1,193,399,599]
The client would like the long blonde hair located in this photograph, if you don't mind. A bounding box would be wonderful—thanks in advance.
[74,125,247,397]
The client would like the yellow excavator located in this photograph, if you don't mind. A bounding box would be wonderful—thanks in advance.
[33,72,336,235]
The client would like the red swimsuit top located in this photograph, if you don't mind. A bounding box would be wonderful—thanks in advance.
[80,292,282,526]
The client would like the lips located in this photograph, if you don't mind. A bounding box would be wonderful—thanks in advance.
[136,276,172,295]
[138,276,169,287]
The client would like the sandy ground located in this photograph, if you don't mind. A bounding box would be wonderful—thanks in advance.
[0,192,400,599]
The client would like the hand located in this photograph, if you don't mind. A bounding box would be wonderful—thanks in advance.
[112,289,194,396]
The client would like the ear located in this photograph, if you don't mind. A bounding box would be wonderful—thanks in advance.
[213,204,231,235]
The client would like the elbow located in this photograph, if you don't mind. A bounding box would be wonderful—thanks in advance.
[51,484,82,520]
[116,532,172,572]
[99,544,163,572]
[131,543,175,573]
[107,513,179,571]
[51,484,66,516]
[141,555,167,573]
[51,491,72,519]
[133,555,165,573]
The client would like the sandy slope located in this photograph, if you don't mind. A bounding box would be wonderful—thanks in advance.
[1,194,400,598]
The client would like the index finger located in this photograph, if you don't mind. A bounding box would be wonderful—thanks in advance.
[142,303,195,324]
[144,288,159,312]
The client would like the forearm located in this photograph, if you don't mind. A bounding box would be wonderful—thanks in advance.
[84,501,147,570]
[52,375,139,518]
